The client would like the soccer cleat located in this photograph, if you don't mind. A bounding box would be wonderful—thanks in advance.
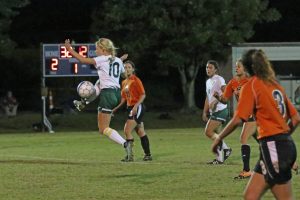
[234,171,252,179]
[121,155,134,162]
[223,148,232,162]
[143,154,153,161]
[73,100,86,111]
[123,141,134,162]
[207,159,224,165]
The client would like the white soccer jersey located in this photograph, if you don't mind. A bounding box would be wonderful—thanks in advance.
[93,56,125,89]
[206,74,227,113]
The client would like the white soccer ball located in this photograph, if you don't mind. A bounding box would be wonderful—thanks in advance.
[77,81,95,99]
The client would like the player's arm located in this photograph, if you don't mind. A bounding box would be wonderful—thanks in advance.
[112,98,126,113]
[286,98,300,133]
[213,92,229,104]
[120,54,128,61]
[64,39,96,65]
[211,115,241,153]
[132,79,146,115]
[202,97,209,122]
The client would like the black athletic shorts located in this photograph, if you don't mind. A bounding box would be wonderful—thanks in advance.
[254,134,297,186]
[127,104,145,124]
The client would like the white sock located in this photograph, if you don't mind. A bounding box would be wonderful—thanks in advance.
[104,128,126,146]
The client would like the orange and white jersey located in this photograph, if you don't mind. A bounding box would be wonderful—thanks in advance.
[206,74,227,112]
[121,75,145,107]
[223,77,249,101]
[235,76,298,139]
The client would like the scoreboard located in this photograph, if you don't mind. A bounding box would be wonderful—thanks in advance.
[42,43,98,77]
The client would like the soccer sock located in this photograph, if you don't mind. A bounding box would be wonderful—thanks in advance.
[140,135,151,155]
[103,127,126,146]
[241,144,251,171]
[211,133,219,140]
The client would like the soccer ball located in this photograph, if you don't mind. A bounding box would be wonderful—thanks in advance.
[77,81,95,99]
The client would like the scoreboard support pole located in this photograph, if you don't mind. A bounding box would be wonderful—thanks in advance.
[41,77,54,133]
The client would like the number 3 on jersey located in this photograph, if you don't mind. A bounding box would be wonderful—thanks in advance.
[273,90,286,117]
[109,62,120,78]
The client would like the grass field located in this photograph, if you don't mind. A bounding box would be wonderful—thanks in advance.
[0,128,299,200]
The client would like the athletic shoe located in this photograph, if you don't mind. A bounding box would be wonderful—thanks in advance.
[234,171,252,179]
[223,148,232,161]
[123,141,134,162]
[207,159,224,165]
[143,154,152,161]
[73,100,85,111]
[121,155,134,162]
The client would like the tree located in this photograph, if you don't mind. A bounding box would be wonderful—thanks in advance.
[90,0,280,112]
[0,0,29,57]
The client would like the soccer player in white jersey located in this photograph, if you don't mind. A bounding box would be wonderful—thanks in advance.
[65,38,132,158]
[73,54,128,110]
[202,60,232,164]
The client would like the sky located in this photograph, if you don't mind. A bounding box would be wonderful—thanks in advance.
[10,0,300,47]
[250,0,300,42]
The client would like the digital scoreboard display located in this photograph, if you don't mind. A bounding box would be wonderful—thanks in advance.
[42,44,98,77]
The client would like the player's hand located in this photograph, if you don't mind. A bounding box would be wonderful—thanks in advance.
[211,137,222,155]
[131,106,138,116]
[202,113,208,122]
[213,92,219,100]
[120,54,128,61]
[64,39,72,50]
[209,100,218,111]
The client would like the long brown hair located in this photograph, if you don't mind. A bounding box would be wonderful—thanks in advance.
[242,49,276,83]
[252,49,276,83]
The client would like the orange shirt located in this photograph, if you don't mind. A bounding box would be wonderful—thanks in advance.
[223,77,249,101]
[121,74,145,106]
[235,76,298,139]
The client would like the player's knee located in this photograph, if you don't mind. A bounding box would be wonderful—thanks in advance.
[101,127,111,135]
[136,128,145,137]
[243,190,256,200]
[204,128,213,138]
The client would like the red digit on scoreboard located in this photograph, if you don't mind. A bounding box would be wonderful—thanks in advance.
[79,45,87,57]
[60,46,72,58]
[51,58,58,71]
[72,63,78,74]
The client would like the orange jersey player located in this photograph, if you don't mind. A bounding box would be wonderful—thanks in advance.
[214,60,257,179]
[212,49,300,200]
[113,60,152,162]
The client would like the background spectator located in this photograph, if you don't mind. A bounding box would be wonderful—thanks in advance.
[1,90,19,117]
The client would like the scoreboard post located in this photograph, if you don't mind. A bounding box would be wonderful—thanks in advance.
[41,43,98,132]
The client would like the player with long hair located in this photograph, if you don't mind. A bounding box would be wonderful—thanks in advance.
[212,49,300,199]
[202,60,232,164]
[65,38,132,157]
[113,60,152,162]
[214,59,257,179]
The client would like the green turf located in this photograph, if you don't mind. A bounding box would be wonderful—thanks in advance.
[0,128,299,200]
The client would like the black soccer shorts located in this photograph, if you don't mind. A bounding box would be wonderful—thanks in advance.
[254,134,297,186]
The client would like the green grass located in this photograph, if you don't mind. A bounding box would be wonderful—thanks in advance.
[0,111,206,133]
[0,128,299,200]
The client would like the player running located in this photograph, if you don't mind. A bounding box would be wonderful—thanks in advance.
[202,60,232,164]
[214,59,257,179]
